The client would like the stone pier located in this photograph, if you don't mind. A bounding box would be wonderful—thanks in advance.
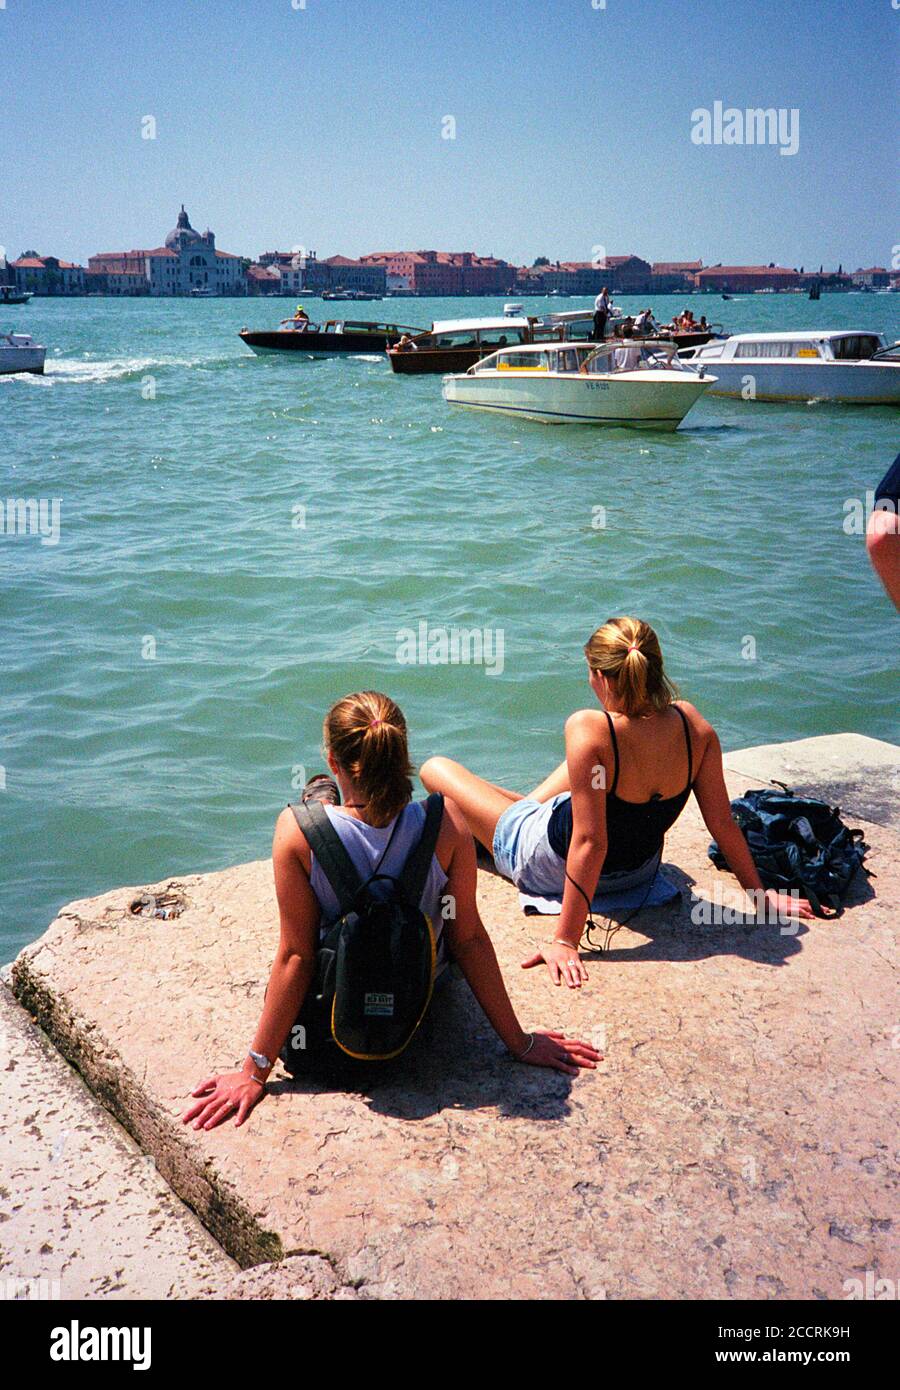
[4,733,898,1299]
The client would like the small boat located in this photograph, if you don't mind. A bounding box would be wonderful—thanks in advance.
[442,339,714,430]
[0,331,46,375]
[189,286,214,297]
[721,293,732,301]
[239,316,422,357]
[388,314,541,375]
[678,331,900,403]
[0,286,33,306]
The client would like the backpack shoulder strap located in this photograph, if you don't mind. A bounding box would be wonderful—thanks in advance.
[290,801,362,917]
[399,793,445,909]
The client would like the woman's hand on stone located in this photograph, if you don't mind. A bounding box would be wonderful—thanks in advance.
[522,940,589,988]
[519,1029,600,1075]
[181,1071,266,1130]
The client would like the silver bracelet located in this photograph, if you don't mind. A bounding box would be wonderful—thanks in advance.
[515,1032,536,1059]
[544,937,579,951]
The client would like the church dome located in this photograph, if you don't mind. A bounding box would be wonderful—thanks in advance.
[165,205,202,249]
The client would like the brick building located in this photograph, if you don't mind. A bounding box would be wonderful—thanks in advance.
[694,264,800,293]
[12,255,86,295]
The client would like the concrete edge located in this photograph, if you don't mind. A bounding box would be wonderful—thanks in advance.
[8,960,283,1270]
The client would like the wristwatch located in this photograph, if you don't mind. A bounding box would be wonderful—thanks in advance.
[248,1049,271,1070]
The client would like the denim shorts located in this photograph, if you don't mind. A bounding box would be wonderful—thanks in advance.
[492,795,658,901]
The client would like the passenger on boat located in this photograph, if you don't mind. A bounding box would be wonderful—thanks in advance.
[394,334,417,352]
[593,286,611,341]
[420,617,814,988]
[181,690,599,1127]
[293,305,309,323]
[697,315,709,332]
[613,343,641,371]
[634,308,656,335]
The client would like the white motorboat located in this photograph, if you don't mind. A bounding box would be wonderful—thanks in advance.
[442,339,714,429]
[0,332,46,375]
[678,331,900,404]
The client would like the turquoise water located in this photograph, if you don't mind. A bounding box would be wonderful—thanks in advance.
[1,293,898,959]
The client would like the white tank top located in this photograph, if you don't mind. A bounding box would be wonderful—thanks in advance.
[308,801,449,958]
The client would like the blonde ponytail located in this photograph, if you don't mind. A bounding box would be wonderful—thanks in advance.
[584,617,677,716]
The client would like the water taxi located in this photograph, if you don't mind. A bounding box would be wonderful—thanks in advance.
[442,340,714,429]
[239,316,422,358]
[678,331,900,403]
[0,332,46,375]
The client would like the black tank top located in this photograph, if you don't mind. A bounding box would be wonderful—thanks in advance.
[547,704,694,873]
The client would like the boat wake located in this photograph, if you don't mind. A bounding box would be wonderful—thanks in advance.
[31,353,242,384]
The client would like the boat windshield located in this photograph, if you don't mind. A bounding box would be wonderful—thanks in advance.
[472,340,685,375]
[581,340,683,373]
[830,334,883,360]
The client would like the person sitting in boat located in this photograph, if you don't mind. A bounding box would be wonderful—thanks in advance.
[419,617,814,989]
[292,305,310,327]
[393,334,417,352]
[633,308,656,335]
[697,315,709,333]
[181,690,599,1129]
[613,342,642,371]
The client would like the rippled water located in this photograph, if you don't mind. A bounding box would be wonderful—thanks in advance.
[1,293,897,958]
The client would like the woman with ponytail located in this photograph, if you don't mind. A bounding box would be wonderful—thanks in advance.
[421,617,813,989]
[183,690,599,1130]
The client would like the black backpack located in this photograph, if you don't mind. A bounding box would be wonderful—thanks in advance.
[282,793,444,1067]
[708,784,869,919]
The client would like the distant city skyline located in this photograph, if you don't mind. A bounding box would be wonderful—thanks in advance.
[2,0,896,270]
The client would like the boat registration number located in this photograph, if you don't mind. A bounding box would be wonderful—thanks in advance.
[585,381,610,390]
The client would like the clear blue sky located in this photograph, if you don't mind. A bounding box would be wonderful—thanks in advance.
[3,0,897,269]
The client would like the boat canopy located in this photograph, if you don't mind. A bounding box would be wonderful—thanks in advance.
[719,330,883,344]
[539,309,595,324]
[430,316,532,335]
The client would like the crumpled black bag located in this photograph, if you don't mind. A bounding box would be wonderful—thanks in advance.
[708,783,869,918]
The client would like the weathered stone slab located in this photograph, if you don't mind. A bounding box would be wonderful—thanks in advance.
[0,984,234,1299]
[9,736,899,1300]
[724,733,900,832]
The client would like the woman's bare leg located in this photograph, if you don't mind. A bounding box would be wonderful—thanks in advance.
[526,759,570,802]
[420,756,520,852]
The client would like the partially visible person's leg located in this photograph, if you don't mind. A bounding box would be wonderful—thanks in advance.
[867,506,900,611]
[420,756,520,851]
[525,759,570,802]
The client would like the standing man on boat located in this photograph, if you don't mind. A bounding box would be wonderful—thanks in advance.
[593,286,611,341]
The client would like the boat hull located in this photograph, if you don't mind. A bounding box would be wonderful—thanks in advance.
[695,360,900,404]
[0,347,46,375]
[240,328,412,356]
[442,370,712,429]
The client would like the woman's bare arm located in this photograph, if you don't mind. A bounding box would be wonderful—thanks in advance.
[688,706,813,919]
[521,711,610,988]
[182,807,320,1129]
